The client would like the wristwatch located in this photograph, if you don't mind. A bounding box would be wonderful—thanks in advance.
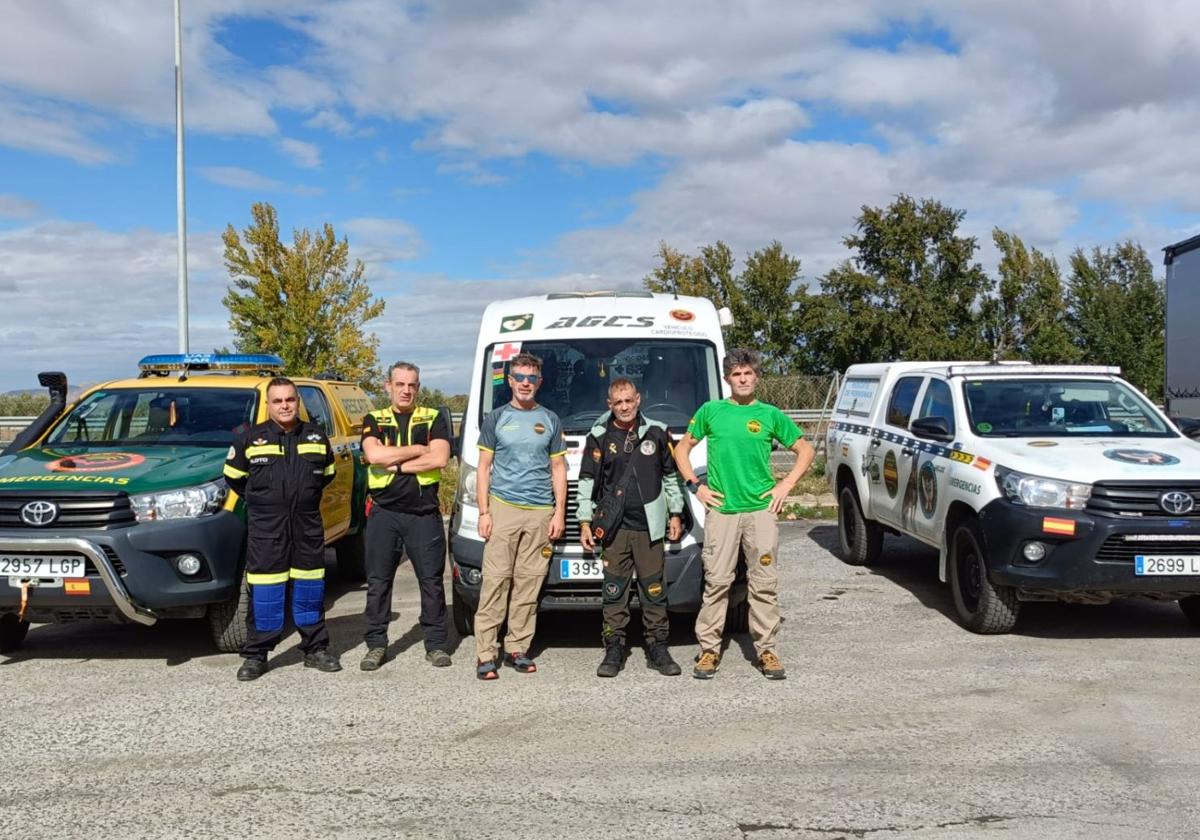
[686,479,702,494]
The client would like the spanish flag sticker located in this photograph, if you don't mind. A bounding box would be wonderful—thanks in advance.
[1042,517,1076,537]
[64,579,91,596]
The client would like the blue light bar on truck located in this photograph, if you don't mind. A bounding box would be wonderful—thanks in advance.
[137,353,285,373]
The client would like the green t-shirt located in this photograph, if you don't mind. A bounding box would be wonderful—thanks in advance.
[687,399,802,513]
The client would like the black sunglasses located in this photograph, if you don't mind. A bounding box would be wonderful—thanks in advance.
[510,372,541,384]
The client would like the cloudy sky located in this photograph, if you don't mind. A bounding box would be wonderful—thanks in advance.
[2,0,1198,393]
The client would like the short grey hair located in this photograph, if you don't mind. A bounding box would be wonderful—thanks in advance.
[722,348,761,377]
[387,361,420,381]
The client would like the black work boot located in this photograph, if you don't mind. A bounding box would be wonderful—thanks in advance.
[646,641,682,676]
[596,639,626,678]
[236,657,268,681]
[303,648,343,672]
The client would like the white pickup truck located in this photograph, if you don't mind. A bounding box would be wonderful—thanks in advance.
[826,361,1200,633]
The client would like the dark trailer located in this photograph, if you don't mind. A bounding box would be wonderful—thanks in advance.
[1164,234,1200,417]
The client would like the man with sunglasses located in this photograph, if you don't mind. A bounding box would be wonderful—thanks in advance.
[473,353,567,680]
[577,378,684,677]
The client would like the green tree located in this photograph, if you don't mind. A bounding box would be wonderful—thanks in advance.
[1066,241,1165,400]
[981,229,1077,363]
[813,195,991,371]
[222,202,386,390]
[643,241,740,311]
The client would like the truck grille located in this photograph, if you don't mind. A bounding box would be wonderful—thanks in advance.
[563,480,582,542]
[0,491,136,529]
[1095,535,1200,565]
[1087,482,1200,518]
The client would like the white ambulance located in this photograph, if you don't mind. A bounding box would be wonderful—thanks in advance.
[448,291,749,635]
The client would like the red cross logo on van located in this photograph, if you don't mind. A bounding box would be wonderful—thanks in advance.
[494,343,521,361]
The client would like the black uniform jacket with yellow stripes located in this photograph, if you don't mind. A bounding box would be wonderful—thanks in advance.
[223,419,336,520]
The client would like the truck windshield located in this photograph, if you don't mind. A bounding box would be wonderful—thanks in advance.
[45,387,259,448]
[963,379,1173,438]
[482,339,720,433]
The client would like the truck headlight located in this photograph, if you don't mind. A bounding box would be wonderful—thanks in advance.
[130,480,228,522]
[995,466,1090,510]
[458,463,478,507]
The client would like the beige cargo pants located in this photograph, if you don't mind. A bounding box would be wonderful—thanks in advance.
[694,508,780,656]
[474,499,554,663]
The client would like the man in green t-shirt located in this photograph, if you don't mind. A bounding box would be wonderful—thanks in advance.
[674,348,814,680]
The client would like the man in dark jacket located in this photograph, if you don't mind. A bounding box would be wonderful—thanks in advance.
[577,378,685,677]
[223,377,340,681]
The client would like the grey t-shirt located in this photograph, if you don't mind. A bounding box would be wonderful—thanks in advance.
[478,403,566,508]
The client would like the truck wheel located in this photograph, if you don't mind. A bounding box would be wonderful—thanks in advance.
[725,598,750,634]
[452,587,475,637]
[206,576,249,653]
[949,519,1019,634]
[1179,596,1200,628]
[335,528,366,582]
[837,485,884,566]
[0,614,30,653]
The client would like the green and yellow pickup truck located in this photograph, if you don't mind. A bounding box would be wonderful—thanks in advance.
[0,354,373,653]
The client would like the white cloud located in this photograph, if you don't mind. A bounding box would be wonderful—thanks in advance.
[0,194,40,220]
[198,166,323,196]
[279,137,321,168]
[341,218,423,264]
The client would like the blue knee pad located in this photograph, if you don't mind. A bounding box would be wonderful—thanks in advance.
[291,579,325,627]
[252,582,286,633]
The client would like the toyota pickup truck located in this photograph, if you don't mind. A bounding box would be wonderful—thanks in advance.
[826,361,1200,633]
[0,354,372,654]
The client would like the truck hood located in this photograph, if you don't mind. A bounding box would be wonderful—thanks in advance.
[979,436,1200,482]
[0,445,228,494]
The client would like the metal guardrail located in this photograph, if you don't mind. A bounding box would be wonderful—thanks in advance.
[0,416,36,443]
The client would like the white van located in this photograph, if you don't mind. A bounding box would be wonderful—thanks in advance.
[448,291,748,635]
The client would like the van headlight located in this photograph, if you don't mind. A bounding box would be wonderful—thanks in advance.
[995,466,1090,510]
[458,463,478,507]
[130,480,228,522]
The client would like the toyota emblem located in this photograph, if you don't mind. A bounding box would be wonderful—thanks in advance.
[20,500,60,526]
[1159,490,1195,515]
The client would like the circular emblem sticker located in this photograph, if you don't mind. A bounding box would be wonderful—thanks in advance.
[47,452,146,473]
[639,439,656,456]
[759,554,773,567]
[883,450,899,498]
[917,461,938,518]
[1103,449,1179,466]
[746,419,762,434]
[669,309,695,322]
[533,423,546,434]
[646,581,664,598]
[976,422,993,433]
[1028,441,1059,447]
[541,545,553,559]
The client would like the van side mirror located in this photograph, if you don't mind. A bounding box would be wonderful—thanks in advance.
[438,405,461,458]
[911,416,954,442]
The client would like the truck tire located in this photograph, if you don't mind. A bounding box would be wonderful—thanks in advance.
[837,484,884,566]
[0,613,30,653]
[452,587,475,637]
[949,519,1019,634]
[1180,595,1200,628]
[206,576,249,653]
[336,527,367,582]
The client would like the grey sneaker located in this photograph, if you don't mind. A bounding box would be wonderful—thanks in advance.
[360,647,387,671]
[425,649,452,667]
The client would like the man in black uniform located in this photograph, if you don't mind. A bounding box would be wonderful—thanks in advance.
[359,361,453,671]
[224,377,340,681]
[577,378,685,677]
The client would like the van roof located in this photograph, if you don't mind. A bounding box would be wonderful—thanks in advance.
[475,291,723,343]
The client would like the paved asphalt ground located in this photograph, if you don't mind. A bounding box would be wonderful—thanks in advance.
[3,522,1199,840]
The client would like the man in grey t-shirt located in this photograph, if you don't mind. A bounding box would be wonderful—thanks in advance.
[474,352,567,679]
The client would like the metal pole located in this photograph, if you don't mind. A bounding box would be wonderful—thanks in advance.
[174,0,189,352]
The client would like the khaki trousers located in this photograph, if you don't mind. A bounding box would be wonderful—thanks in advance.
[474,499,554,662]
[694,509,780,656]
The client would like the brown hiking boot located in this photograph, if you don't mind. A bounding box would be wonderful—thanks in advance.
[758,650,787,680]
[692,649,721,680]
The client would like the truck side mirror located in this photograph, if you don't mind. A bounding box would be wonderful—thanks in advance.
[1174,416,1200,441]
[910,416,954,442]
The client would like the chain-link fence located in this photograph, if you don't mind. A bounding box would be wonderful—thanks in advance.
[757,373,839,411]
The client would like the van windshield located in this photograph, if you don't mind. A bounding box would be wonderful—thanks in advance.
[482,339,720,433]
[963,378,1174,438]
[45,387,259,448]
